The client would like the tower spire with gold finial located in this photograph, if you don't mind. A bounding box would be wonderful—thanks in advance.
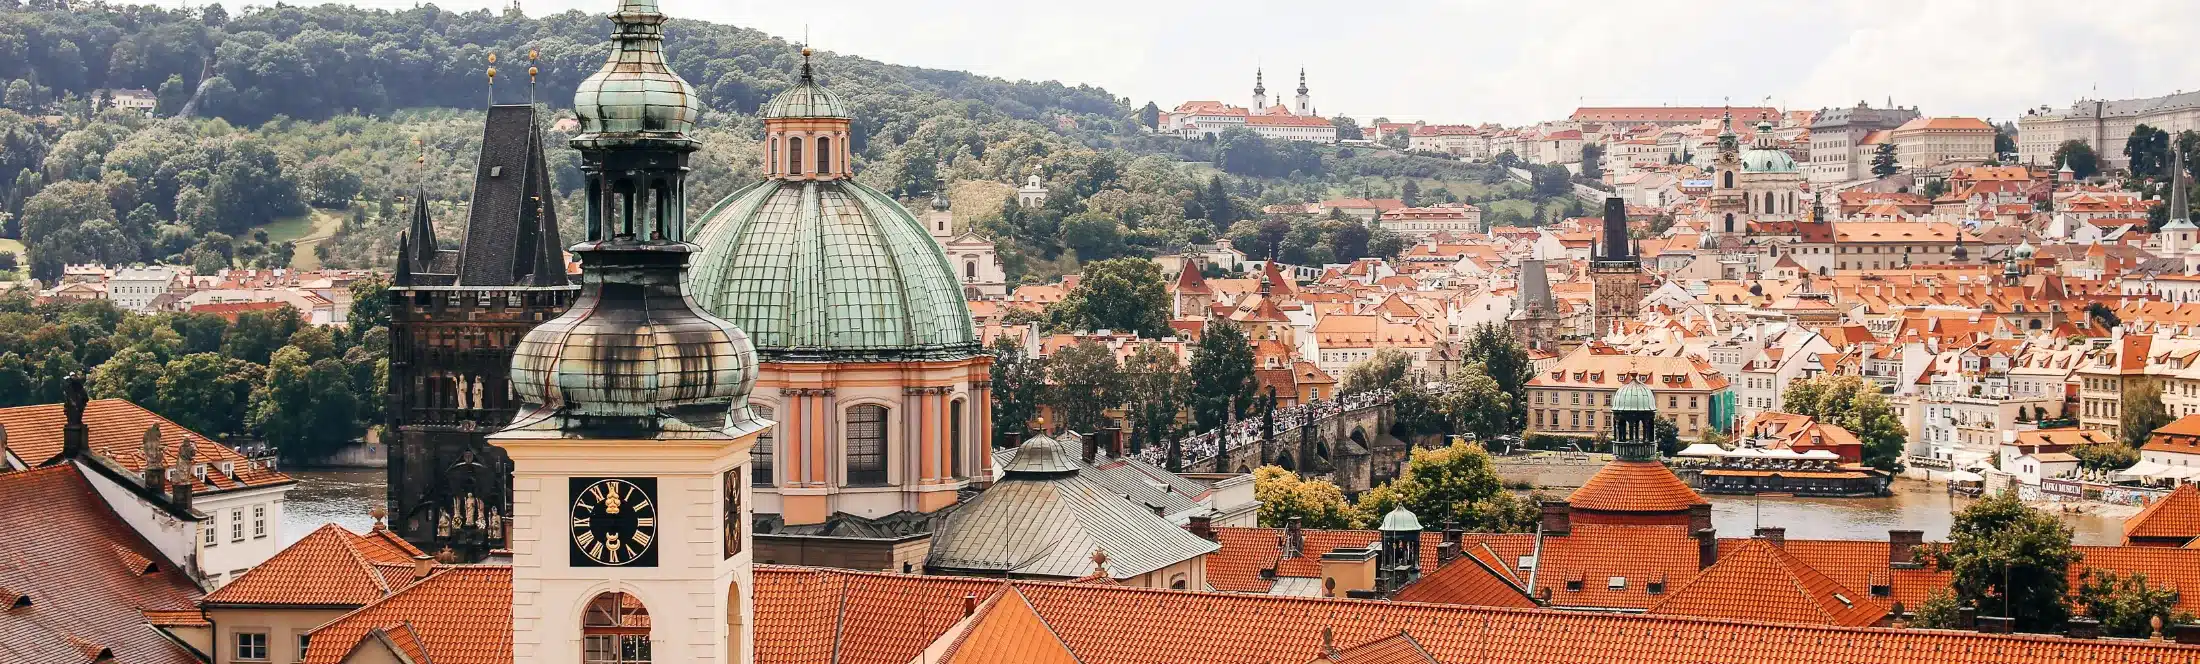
[486,52,497,107]
[526,48,538,105]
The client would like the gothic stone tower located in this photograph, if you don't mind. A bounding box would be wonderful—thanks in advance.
[385,103,576,562]
[1590,196,1644,337]
[491,1,767,661]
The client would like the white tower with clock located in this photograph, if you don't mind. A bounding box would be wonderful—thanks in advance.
[489,1,770,663]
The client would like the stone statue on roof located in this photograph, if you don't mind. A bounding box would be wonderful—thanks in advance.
[62,373,87,424]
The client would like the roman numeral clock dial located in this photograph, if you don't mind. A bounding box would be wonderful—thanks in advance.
[569,478,659,567]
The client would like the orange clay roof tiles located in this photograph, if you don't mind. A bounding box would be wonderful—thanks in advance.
[1530,524,1703,610]
[1566,461,1707,513]
[0,399,292,495]
[0,465,202,664]
[1314,631,1440,664]
[2123,484,2200,543]
[1388,544,1536,608]
[941,587,1081,664]
[754,566,1005,664]
[204,524,423,607]
[1207,528,1445,593]
[303,566,512,664]
[1650,539,1885,626]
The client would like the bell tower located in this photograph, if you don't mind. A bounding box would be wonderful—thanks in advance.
[492,1,769,662]
[1590,196,1645,337]
[1708,109,1746,239]
[1252,67,1267,110]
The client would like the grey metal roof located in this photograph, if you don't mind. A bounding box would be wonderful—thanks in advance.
[1000,435,1080,475]
[455,105,567,287]
[687,179,980,361]
[994,435,1209,520]
[925,467,1220,580]
[761,59,850,120]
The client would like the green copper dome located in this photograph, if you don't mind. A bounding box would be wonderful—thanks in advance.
[1377,506,1422,532]
[1741,148,1798,173]
[571,0,704,145]
[1614,379,1657,412]
[761,54,850,120]
[686,180,980,361]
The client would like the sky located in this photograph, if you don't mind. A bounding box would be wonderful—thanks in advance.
[232,0,2200,126]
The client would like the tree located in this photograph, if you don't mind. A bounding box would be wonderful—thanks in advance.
[1652,417,1682,457]
[19,180,113,248]
[1382,129,1410,150]
[0,250,15,274]
[1912,589,1963,629]
[2055,140,2102,180]
[155,74,190,116]
[1466,322,1533,430]
[1922,490,2078,631]
[347,274,392,340]
[2076,570,2194,638]
[2126,124,2173,179]
[1059,212,1126,261]
[222,307,301,365]
[1042,258,1169,337]
[1341,347,1414,395]
[1187,320,1256,433]
[2121,381,2172,448]
[2085,301,2121,331]
[154,352,260,437]
[1492,150,1521,170]
[1781,374,1908,472]
[1138,102,1160,130]
[1400,180,1421,207]
[1330,115,1362,141]
[2072,442,2139,471]
[1121,343,1185,455]
[1253,466,1357,529]
[1871,143,1900,178]
[1443,367,1514,443]
[89,346,163,406]
[1580,144,1604,180]
[1044,340,1121,435]
[1350,441,1538,532]
[988,337,1046,447]
[252,346,364,461]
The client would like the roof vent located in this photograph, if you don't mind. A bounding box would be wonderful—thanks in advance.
[1564,579,1583,592]
[1607,576,1626,591]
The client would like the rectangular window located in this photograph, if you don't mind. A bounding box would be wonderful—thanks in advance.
[298,633,311,661]
[235,632,269,662]
[231,509,245,542]
[252,505,266,538]
[846,405,889,486]
[752,405,776,487]
[205,514,218,547]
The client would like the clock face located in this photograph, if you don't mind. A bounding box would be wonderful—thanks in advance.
[569,477,658,567]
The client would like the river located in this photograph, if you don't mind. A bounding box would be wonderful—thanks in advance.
[280,471,2132,547]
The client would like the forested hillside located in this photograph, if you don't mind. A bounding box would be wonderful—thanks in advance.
[0,1,1543,285]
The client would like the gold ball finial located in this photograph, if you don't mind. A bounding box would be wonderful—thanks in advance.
[801,47,813,57]
[529,66,539,79]
[528,48,538,61]
[487,66,497,81]
[488,52,497,64]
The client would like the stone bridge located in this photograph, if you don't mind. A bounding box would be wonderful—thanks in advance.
[1133,391,1403,492]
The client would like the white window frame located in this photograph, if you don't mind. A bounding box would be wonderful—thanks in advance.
[235,631,269,662]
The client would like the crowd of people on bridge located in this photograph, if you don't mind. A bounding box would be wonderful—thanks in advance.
[1130,389,1394,467]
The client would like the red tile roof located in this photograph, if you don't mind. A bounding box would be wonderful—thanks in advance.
[1388,543,1536,608]
[303,566,513,664]
[1650,539,1885,626]
[203,523,426,607]
[1207,528,1448,593]
[941,587,1079,664]
[0,465,203,664]
[1529,524,1703,610]
[2123,483,2200,545]
[0,400,293,495]
[753,566,1004,664]
[1566,460,1707,515]
[1312,631,1439,664]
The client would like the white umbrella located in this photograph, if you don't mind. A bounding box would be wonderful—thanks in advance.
[1799,450,1841,460]
[1678,443,1729,458]
[2118,461,2171,481]
[1946,470,1985,483]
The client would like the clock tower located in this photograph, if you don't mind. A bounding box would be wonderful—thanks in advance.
[489,1,769,663]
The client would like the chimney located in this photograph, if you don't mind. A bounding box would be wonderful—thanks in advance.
[411,554,434,579]
[1888,530,1924,567]
[1436,541,1458,566]
[1081,431,1099,463]
[169,440,195,512]
[1687,503,1712,533]
[2066,616,2101,640]
[1539,500,1571,536]
[1957,606,1978,630]
[1317,546,1378,598]
[1975,615,2013,634]
[1187,514,1215,541]
[1443,525,1463,551]
[1696,528,1718,570]
[140,425,166,492]
[1755,527,1785,548]
[2174,623,2200,645]
[1283,517,1305,558]
[963,592,979,617]
[62,377,89,460]
[1104,426,1125,458]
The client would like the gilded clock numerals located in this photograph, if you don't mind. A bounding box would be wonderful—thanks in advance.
[571,478,659,567]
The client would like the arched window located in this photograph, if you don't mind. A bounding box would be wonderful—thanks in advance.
[582,592,651,664]
[949,398,966,479]
[788,137,804,175]
[817,136,832,174]
[1763,191,1774,213]
[846,405,888,486]
[752,404,775,487]
[965,261,977,279]
[1723,213,1736,234]
[768,138,779,177]
[1722,171,1734,189]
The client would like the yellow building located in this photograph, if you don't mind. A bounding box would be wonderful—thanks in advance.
[1525,344,1733,440]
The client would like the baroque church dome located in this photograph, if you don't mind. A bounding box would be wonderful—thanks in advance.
[570,0,704,144]
[686,54,978,362]
[1740,122,1798,173]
